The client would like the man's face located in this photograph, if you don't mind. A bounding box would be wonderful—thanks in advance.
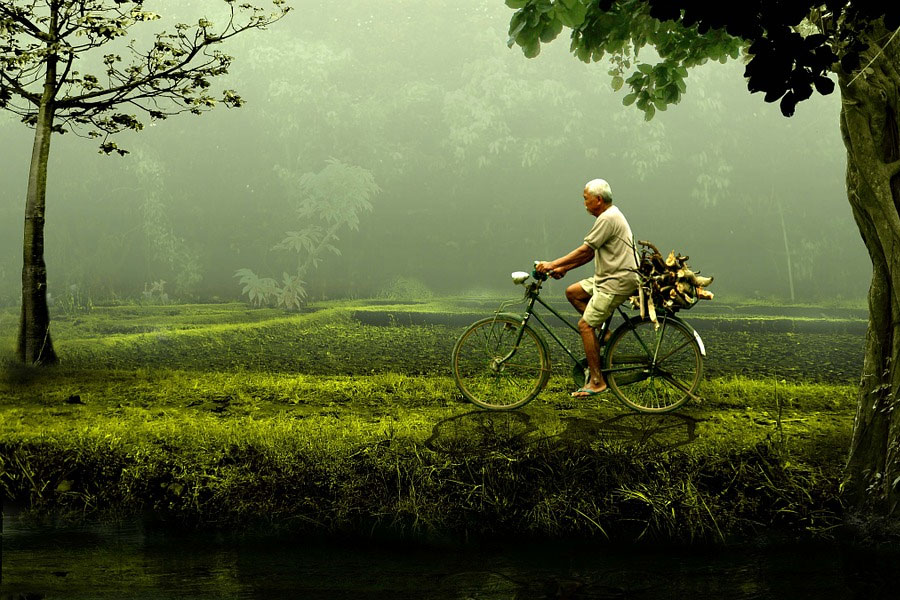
[583,189,605,216]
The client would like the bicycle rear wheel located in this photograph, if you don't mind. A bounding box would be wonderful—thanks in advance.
[605,316,702,413]
[452,315,551,410]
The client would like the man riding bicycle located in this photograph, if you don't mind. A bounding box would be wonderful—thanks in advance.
[535,178,640,398]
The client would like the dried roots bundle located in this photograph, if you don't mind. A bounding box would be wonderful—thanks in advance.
[630,240,714,324]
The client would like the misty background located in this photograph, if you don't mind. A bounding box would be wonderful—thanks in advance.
[0,0,867,310]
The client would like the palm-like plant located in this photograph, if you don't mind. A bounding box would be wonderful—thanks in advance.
[236,158,378,308]
[275,273,307,310]
[234,268,278,307]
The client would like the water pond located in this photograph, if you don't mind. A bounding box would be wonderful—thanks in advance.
[3,511,897,599]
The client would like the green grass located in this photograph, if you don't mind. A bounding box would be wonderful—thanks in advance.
[0,369,854,543]
[0,300,860,544]
[1,299,867,383]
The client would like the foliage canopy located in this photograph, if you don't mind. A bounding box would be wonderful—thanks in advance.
[505,0,898,117]
[0,0,290,154]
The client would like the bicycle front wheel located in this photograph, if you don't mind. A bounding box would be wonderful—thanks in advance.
[605,316,703,413]
[452,315,551,410]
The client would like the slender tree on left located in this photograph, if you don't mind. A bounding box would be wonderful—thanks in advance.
[0,0,289,365]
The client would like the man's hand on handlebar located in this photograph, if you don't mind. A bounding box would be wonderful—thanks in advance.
[535,261,565,279]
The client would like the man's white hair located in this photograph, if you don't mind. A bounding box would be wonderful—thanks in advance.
[584,178,613,203]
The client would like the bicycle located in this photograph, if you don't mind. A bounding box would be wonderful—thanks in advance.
[451,262,706,413]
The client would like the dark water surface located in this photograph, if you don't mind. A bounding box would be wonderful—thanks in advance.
[3,512,898,599]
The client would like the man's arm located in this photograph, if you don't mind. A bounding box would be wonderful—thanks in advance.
[536,244,594,278]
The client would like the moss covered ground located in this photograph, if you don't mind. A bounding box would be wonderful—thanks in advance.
[0,299,861,544]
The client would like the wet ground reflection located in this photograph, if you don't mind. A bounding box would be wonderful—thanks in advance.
[4,510,899,599]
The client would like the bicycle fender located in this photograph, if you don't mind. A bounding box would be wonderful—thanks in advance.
[493,311,528,323]
[681,323,706,356]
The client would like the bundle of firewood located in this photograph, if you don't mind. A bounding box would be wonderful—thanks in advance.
[630,240,714,324]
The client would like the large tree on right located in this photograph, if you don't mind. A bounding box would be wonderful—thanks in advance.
[504,0,900,514]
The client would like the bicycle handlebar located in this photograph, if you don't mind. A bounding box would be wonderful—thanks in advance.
[531,260,551,281]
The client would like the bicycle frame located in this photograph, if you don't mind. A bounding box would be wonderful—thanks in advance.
[499,275,700,382]
[499,277,619,367]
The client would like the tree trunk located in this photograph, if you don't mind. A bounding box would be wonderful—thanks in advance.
[16,51,58,366]
[840,23,900,514]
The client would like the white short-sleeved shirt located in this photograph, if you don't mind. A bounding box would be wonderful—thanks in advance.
[583,205,640,295]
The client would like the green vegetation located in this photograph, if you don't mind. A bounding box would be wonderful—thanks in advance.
[0,301,858,544]
[6,298,859,382]
[236,158,381,309]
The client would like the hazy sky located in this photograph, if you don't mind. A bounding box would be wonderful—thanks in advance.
[0,1,865,306]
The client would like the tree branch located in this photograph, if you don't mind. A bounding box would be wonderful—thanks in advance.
[57,20,269,108]
[57,41,199,107]
[1,98,33,118]
[847,26,900,89]
[50,2,287,108]
[0,69,41,105]
[54,46,76,96]
[0,4,48,41]
[4,2,289,142]
[886,159,900,178]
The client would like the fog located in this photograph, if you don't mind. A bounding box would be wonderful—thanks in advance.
[0,0,867,310]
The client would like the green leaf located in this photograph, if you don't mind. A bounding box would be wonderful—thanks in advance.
[666,86,681,103]
[611,75,624,91]
[653,97,667,111]
[536,0,554,13]
[524,40,541,58]
[517,26,539,45]
[622,92,637,106]
[555,1,587,28]
[539,18,563,43]
[637,63,653,74]
[574,45,591,62]
[644,104,656,121]
[505,0,528,7]
[509,12,528,40]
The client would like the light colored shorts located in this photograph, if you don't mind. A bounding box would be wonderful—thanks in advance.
[579,277,631,328]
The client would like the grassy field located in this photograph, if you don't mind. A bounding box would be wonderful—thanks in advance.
[0,299,860,544]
